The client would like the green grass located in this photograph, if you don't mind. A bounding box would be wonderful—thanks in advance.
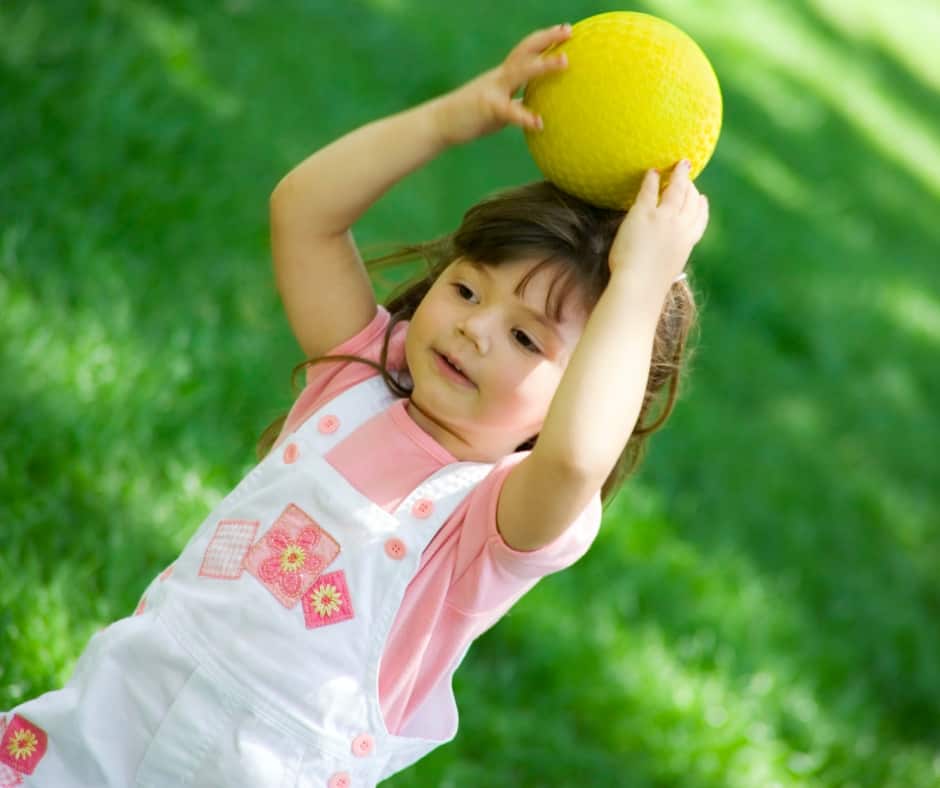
[2,0,939,785]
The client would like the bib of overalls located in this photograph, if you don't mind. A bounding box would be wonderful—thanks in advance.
[5,376,493,788]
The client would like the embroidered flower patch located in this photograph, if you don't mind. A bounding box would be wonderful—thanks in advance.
[244,504,340,608]
[0,715,47,776]
[0,718,22,787]
[199,520,259,580]
[302,570,354,629]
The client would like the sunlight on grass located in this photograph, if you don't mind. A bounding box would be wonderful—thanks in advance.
[719,132,815,212]
[646,0,940,199]
[769,393,824,436]
[877,282,940,346]
[808,0,940,92]
[524,529,852,786]
[1,260,229,531]
[106,0,240,118]
[602,626,825,787]
[522,506,940,786]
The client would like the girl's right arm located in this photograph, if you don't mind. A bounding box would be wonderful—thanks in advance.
[269,24,572,359]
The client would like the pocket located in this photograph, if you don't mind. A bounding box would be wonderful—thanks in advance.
[136,668,300,788]
[134,667,232,787]
[197,711,303,788]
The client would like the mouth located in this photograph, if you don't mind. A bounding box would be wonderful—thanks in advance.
[433,350,475,388]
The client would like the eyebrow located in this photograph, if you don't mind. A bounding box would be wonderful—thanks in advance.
[461,260,564,342]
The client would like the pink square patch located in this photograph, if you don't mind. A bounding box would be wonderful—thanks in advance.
[0,714,47,776]
[0,719,21,788]
[244,504,340,608]
[303,570,354,629]
[199,520,259,580]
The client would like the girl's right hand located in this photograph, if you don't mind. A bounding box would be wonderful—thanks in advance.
[431,24,572,147]
[607,160,710,292]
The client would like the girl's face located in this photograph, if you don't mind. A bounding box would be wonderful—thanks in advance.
[405,256,588,462]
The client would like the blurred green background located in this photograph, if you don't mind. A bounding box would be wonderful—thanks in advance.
[2,0,939,785]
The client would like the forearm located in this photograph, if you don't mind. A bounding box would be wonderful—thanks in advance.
[534,270,667,479]
[270,97,451,235]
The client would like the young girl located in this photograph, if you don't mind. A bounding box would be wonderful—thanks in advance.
[0,23,707,787]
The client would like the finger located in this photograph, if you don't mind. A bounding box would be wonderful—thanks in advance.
[506,38,569,90]
[517,23,573,56]
[661,159,691,211]
[680,178,700,214]
[510,97,542,131]
[510,52,568,91]
[635,168,661,208]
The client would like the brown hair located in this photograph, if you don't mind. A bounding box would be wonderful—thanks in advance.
[258,180,699,508]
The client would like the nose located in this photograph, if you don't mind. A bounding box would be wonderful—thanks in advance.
[457,311,493,355]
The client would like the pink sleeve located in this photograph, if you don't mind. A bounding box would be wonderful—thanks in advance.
[446,453,602,614]
[276,306,401,444]
[305,304,392,385]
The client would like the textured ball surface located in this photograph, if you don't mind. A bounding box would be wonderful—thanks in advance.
[523,12,722,209]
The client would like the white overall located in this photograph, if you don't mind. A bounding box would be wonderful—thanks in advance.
[5,376,494,787]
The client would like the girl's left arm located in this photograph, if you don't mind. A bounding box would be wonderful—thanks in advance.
[497,163,708,551]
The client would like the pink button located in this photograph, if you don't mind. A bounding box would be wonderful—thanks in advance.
[318,415,340,434]
[282,442,299,464]
[351,733,374,757]
[384,537,407,560]
[327,772,351,788]
[411,498,434,519]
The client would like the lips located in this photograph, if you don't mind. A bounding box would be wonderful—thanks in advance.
[434,350,475,387]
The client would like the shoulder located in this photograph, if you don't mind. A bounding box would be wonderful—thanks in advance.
[488,453,602,575]
[441,452,601,614]
[276,306,409,443]
[306,305,410,384]
[451,452,602,586]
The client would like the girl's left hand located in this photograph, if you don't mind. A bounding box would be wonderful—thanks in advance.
[607,160,710,291]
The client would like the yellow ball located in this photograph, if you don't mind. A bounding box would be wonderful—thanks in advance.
[523,12,722,209]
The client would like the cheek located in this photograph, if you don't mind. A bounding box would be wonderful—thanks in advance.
[405,296,446,366]
[411,293,445,333]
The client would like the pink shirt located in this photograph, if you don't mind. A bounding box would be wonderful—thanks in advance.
[275,306,601,734]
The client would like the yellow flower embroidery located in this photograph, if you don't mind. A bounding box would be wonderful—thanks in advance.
[279,544,306,573]
[7,728,38,761]
[311,584,343,617]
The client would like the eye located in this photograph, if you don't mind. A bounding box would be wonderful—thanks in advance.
[453,283,476,301]
[512,329,541,354]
